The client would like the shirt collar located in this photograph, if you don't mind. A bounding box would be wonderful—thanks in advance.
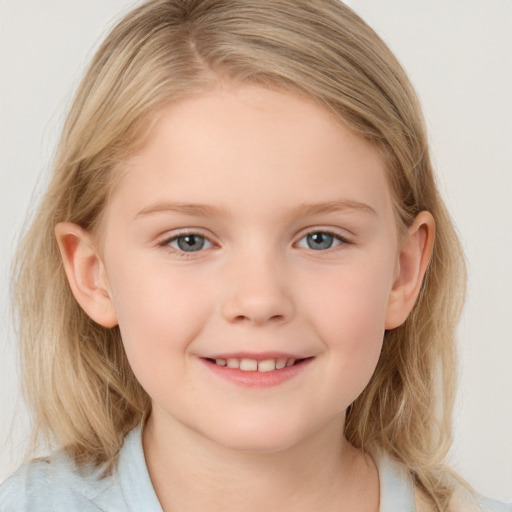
[375,452,416,512]
[118,427,416,512]
[118,427,164,512]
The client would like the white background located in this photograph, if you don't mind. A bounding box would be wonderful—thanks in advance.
[0,0,511,501]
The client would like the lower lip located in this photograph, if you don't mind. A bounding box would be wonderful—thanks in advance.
[200,358,313,388]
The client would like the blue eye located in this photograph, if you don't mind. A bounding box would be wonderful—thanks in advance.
[297,231,344,251]
[168,234,212,253]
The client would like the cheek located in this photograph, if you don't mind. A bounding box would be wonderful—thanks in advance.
[106,259,213,373]
[298,259,394,391]
[301,257,393,336]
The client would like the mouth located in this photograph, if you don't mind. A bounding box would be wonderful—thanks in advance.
[199,352,314,387]
[204,356,311,372]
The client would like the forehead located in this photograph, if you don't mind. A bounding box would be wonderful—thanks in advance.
[107,84,394,223]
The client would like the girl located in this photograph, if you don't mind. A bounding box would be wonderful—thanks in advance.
[0,1,510,511]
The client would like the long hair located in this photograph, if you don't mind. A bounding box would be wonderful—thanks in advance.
[13,1,466,509]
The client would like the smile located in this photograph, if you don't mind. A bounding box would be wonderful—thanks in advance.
[201,354,313,388]
[210,357,297,372]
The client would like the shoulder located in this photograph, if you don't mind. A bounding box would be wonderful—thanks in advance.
[375,452,512,512]
[414,479,512,512]
[0,452,125,512]
[451,484,512,512]
[477,497,512,512]
[0,458,52,512]
[0,427,162,512]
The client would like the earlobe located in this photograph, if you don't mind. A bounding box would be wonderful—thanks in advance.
[55,222,118,328]
[385,211,435,330]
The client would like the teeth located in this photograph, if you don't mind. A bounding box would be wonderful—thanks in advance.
[258,359,276,372]
[240,358,258,371]
[214,357,298,372]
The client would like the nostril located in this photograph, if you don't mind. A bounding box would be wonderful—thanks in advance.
[233,313,285,324]
[222,294,294,325]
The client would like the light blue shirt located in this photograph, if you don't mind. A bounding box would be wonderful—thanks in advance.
[0,427,510,511]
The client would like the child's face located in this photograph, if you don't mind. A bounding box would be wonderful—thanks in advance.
[92,84,410,451]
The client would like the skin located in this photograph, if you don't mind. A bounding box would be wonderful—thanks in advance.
[56,83,434,512]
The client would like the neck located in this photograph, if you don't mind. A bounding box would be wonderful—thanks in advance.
[143,411,379,512]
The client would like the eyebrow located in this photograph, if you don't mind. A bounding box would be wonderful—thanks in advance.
[135,202,226,219]
[290,200,377,217]
[135,199,377,219]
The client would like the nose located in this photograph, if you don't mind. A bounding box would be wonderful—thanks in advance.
[221,252,295,326]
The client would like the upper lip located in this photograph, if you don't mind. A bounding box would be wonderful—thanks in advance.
[200,352,311,361]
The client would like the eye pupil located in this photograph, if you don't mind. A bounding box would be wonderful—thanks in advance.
[177,235,205,252]
[307,232,334,250]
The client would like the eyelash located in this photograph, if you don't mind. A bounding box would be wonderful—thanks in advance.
[159,229,351,258]
[295,230,350,251]
[159,231,213,258]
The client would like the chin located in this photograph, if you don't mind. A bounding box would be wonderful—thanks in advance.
[196,417,319,454]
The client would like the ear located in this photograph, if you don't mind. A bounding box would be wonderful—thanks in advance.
[385,211,435,329]
[55,222,118,328]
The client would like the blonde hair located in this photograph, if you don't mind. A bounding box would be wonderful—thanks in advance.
[14,0,466,509]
